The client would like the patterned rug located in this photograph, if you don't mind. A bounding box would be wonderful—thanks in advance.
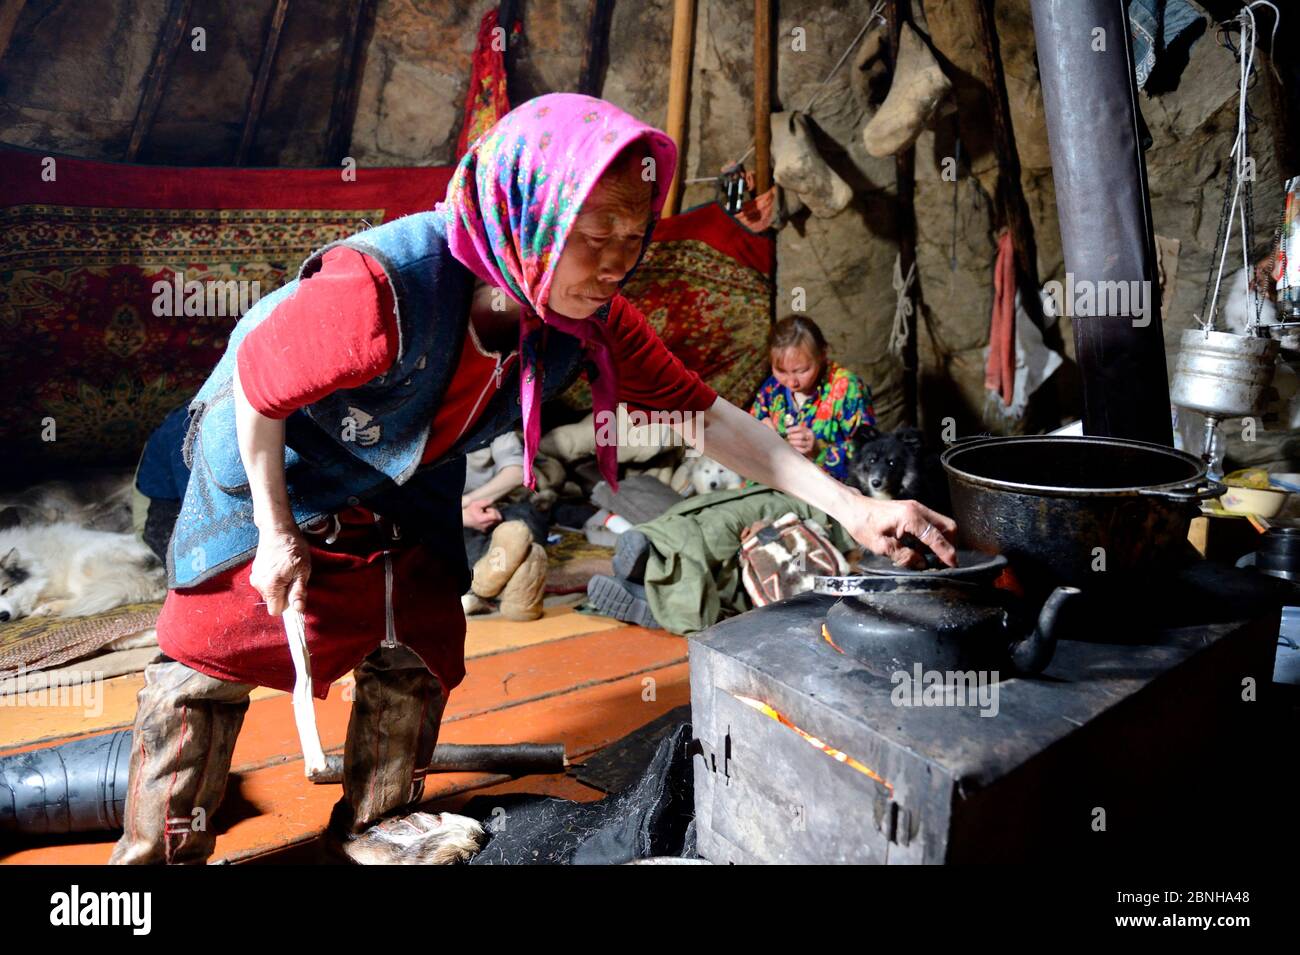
[0,601,163,678]
[0,145,453,477]
[545,529,614,594]
[563,201,776,413]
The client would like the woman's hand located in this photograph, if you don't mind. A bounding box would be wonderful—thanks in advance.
[682,398,959,569]
[250,524,312,616]
[839,490,958,569]
[462,499,503,532]
[786,423,816,458]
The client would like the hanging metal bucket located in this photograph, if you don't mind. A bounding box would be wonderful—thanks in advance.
[1170,328,1280,417]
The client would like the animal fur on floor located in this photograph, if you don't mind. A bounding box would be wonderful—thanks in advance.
[338,811,487,865]
[0,473,136,533]
[0,522,166,622]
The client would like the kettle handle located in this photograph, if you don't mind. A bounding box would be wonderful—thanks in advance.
[1007,585,1082,675]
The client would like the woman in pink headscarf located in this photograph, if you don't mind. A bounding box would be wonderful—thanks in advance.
[111,94,957,865]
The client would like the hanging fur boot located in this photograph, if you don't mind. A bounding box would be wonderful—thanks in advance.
[769,110,853,219]
[861,22,951,158]
[470,520,533,598]
[851,24,891,110]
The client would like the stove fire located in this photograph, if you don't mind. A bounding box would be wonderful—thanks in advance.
[732,693,893,794]
[821,623,844,654]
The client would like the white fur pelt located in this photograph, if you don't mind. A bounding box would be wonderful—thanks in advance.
[0,522,166,622]
[0,473,136,533]
[340,811,486,865]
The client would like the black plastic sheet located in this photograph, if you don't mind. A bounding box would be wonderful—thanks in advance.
[463,722,697,865]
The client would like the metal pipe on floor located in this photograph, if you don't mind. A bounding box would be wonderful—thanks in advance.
[0,732,567,834]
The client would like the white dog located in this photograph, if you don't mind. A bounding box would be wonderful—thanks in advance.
[671,455,745,498]
[0,523,166,623]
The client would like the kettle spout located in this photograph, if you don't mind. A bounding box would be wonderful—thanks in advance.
[1008,585,1081,675]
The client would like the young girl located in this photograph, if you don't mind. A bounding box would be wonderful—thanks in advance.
[750,316,874,480]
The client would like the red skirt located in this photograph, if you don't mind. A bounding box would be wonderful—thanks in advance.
[156,508,468,699]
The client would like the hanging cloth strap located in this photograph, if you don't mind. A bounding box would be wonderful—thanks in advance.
[283,607,327,778]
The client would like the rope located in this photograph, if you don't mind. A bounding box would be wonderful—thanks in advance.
[1199,1,1279,335]
[799,2,887,118]
[888,253,917,356]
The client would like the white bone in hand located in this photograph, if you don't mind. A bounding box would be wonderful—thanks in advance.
[283,607,328,777]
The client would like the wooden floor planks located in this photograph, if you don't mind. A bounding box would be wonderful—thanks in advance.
[0,610,690,865]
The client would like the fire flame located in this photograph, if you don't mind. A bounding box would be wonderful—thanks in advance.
[821,623,844,654]
[733,694,893,794]
[992,566,1024,596]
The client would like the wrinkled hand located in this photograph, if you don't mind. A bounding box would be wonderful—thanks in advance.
[250,525,312,616]
[787,423,816,458]
[462,498,503,532]
[842,492,959,569]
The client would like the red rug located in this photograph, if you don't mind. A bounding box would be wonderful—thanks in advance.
[0,145,452,476]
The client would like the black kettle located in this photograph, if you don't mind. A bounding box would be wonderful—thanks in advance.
[822,576,1081,677]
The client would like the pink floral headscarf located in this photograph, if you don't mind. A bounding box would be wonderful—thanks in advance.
[434,93,678,491]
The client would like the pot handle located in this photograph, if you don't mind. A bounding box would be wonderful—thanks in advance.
[1138,479,1227,503]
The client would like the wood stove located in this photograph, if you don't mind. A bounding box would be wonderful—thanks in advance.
[689,562,1287,864]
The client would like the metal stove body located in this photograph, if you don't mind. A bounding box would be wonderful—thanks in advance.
[689,563,1284,864]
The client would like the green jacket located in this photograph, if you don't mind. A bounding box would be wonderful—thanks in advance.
[637,485,856,635]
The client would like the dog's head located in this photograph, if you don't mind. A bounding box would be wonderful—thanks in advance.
[0,545,46,623]
[846,426,925,500]
[690,457,744,495]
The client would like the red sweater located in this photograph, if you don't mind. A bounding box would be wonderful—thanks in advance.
[235,246,718,460]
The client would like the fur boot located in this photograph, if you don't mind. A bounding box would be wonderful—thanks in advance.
[470,520,533,598]
[108,660,254,865]
[770,110,853,219]
[324,645,485,865]
[498,543,547,622]
[861,22,951,158]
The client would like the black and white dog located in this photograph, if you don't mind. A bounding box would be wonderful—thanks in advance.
[0,474,164,622]
[0,523,166,622]
[845,426,950,513]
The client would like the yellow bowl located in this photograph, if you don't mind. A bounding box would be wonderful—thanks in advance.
[1217,485,1289,517]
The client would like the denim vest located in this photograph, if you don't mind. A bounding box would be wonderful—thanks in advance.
[167,212,586,589]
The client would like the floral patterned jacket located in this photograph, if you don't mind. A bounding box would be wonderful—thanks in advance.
[748,360,874,480]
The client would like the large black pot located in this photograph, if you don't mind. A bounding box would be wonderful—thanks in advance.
[941,436,1225,598]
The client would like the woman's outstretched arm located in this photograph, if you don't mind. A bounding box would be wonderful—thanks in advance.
[680,396,958,568]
